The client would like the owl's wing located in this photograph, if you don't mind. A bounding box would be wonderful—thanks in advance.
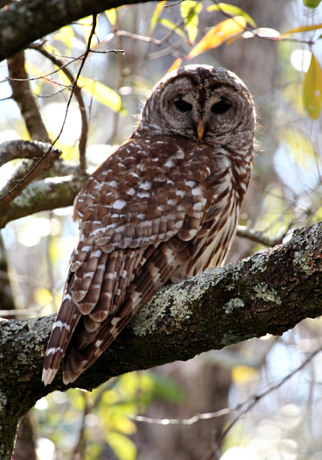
[42,137,212,385]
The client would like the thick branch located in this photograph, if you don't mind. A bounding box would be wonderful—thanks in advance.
[0,140,88,227]
[0,173,87,228]
[0,223,320,451]
[0,141,62,208]
[0,0,156,62]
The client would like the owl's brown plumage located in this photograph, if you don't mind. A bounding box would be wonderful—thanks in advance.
[42,65,256,385]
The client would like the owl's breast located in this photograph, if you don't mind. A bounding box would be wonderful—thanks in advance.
[171,162,240,282]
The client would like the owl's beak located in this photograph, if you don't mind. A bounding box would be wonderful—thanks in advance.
[196,120,205,140]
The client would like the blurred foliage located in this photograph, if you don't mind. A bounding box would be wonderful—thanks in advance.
[34,372,183,459]
[1,1,322,459]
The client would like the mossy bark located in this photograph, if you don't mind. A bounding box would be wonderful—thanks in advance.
[0,223,321,459]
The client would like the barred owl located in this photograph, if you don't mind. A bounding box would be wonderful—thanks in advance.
[42,65,256,385]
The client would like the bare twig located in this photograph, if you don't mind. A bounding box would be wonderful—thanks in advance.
[29,44,89,172]
[236,224,293,247]
[130,408,230,426]
[66,14,98,171]
[40,14,97,171]
[71,392,89,460]
[218,347,322,445]
[130,346,321,432]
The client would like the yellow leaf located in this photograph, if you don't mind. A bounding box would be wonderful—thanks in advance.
[181,1,203,43]
[187,17,247,59]
[105,431,137,460]
[281,23,322,36]
[207,3,256,28]
[105,8,117,26]
[282,128,316,166]
[25,60,45,79]
[167,58,182,73]
[303,53,322,119]
[34,288,52,306]
[149,1,166,35]
[78,16,98,46]
[159,18,187,40]
[77,76,125,113]
[54,26,74,53]
[111,415,137,435]
[232,366,258,385]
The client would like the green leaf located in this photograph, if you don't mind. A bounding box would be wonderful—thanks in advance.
[303,0,322,7]
[78,76,125,114]
[180,1,203,43]
[148,373,185,403]
[158,18,187,40]
[303,53,322,119]
[207,3,256,28]
[149,1,166,35]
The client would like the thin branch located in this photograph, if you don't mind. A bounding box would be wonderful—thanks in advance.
[236,222,293,247]
[28,44,89,172]
[37,14,97,172]
[130,408,231,426]
[68,14,98,171]
[2,48,124,86]
[218,346,322,445]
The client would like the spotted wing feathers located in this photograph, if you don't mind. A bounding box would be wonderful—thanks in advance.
[42,134,247,386]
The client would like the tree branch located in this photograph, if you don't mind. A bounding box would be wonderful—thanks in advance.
[0,140,88,227]
[7,51,50,142]
[0,141,63,208]
[0,222,320,457]
[0,0,157,63]
[0,171,87,228]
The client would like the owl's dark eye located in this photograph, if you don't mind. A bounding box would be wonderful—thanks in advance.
[174,99,192,112]
[211,101,232,114]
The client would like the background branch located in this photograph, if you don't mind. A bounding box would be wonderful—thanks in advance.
[7,50,50,142]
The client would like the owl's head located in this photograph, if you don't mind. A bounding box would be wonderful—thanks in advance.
[138,65,255,149]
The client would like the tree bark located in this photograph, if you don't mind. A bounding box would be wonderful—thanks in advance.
[0,0,157,62]
[0,222,321,459]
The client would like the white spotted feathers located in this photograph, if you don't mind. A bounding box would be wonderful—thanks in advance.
[42,65,256,385]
